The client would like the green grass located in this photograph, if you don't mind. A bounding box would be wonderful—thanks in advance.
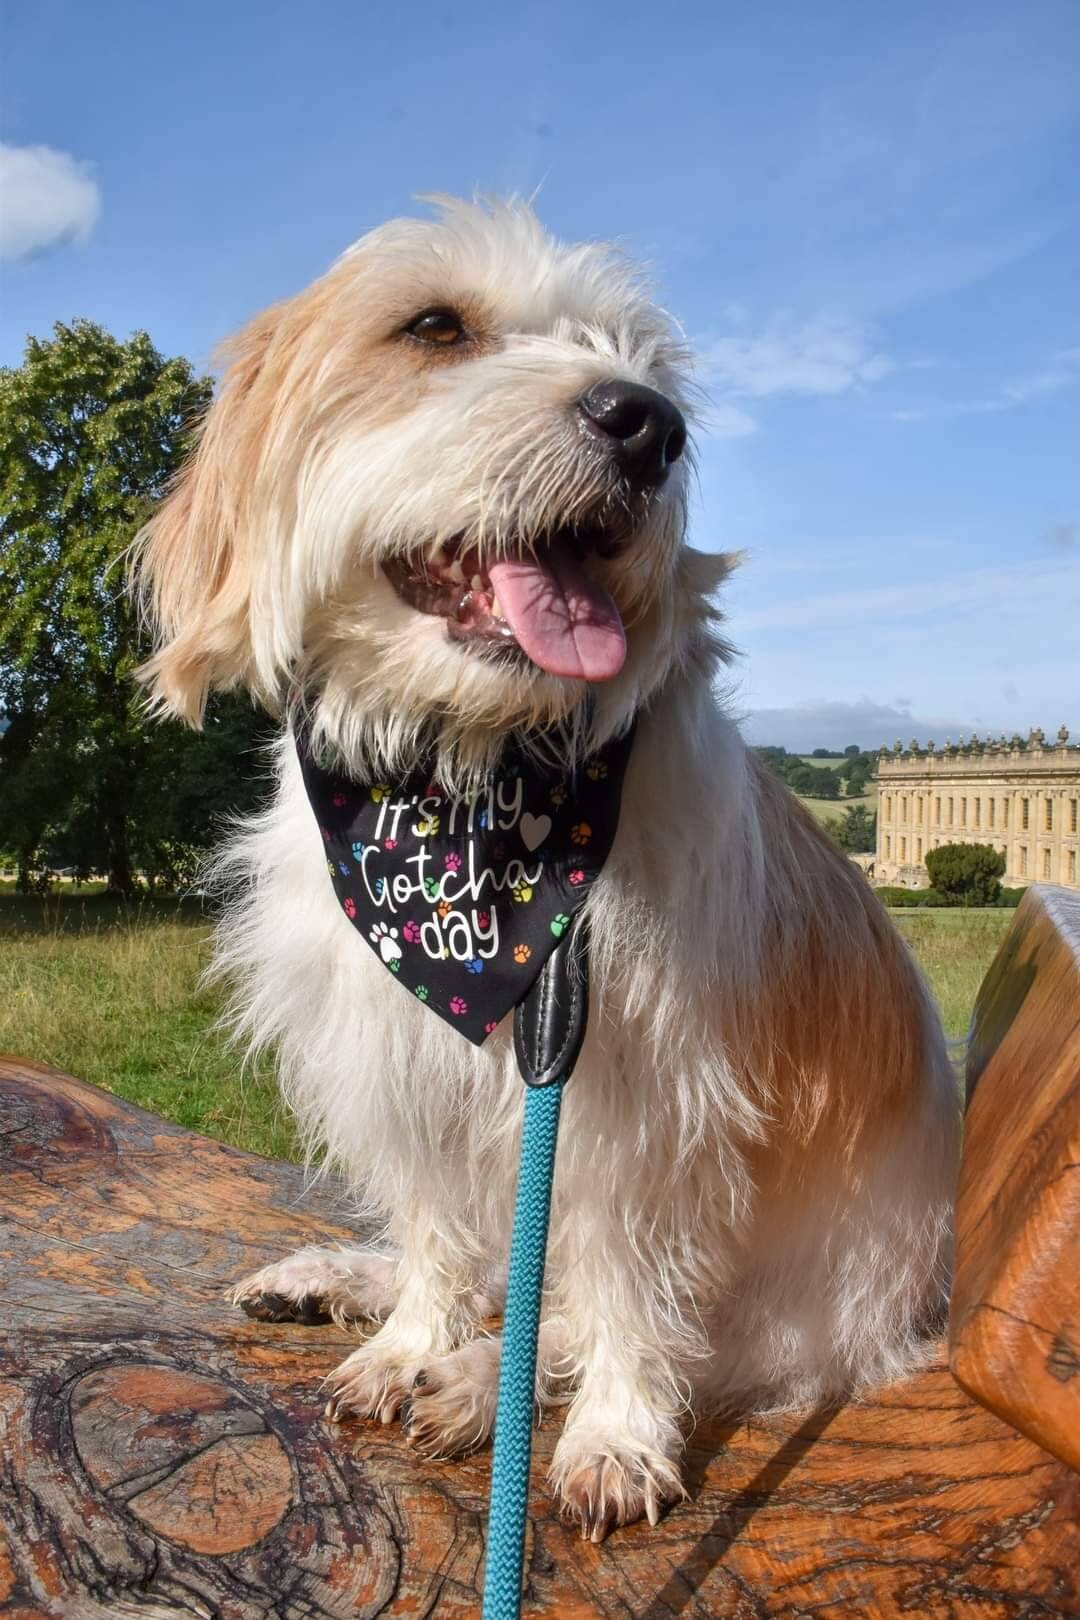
[0,890,298,1161]
[889,907,1012,1038]
[1,890,1010,1159]
[796,791,877,825]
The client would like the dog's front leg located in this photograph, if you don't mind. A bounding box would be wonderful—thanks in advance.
[548,1248,689,1541]
[324,1206,485,1425]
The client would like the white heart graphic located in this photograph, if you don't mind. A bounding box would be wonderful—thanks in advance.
[519,812,551,852]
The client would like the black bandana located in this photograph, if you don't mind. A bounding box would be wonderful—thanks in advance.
[297,725,635,1046]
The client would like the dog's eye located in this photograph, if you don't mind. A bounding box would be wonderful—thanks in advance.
[405,309,467,347]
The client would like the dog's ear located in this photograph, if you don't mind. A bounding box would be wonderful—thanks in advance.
[131,309,278,726]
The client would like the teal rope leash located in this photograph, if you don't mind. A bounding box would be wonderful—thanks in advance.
[481,1078,566,1620]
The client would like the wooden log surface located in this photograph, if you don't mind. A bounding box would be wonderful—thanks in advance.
[1,1055,1077,1619]
[951,882,1080,1474]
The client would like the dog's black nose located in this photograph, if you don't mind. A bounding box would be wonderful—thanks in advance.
[577,380,687,488]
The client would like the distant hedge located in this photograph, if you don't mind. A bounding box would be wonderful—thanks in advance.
[875,885,1025,910]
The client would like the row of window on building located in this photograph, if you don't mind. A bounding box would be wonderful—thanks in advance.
[882,794,1079,834]
[882,836,1077,883]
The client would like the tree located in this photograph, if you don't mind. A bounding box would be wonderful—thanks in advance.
[0,320,271,892]
[829,804,877,853]
[786,763,841,798]
[925,842,1006,907]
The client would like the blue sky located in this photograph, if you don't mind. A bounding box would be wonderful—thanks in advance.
[2,0,1077,751]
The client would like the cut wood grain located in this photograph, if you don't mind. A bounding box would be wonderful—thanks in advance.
[1,1053,1077,1618]
[950,882,1080,1473]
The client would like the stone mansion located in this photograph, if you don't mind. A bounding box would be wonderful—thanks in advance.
[875,727,1080,891]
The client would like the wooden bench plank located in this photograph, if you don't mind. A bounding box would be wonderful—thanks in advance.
[2,1054,1077,1618]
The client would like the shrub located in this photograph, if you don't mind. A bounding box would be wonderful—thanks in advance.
[874,885,953,908]
[925,842,1006,907]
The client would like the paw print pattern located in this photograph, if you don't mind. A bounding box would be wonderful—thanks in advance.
[513,943,531,965]
[449,995,468,1017]
[437,901,451,919]
[415,813,440,837]
[383,837,397,850]
[326,860,335,878]
[403,920,421,944]
[570,822,592,846]
[338,860,351,876]
[465,957,483,974]
[512,881,533,904]
[485,1020,498,1035]
[476,910,490,930]
[414,984,429,1002]
[585,759,608,781]
[550,913,570,939]
[370,784,390,804]
[320,827,331,843]
[369,921,401,964]
[444,851,462,872]
[351,841,365,860]
[343,897,357,920]
[549,783,567,807]
[332,791,348,808]
[568,868,585,886]
[424,877,441,900]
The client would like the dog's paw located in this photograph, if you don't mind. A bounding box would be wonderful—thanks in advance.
[323,1340,424,1425]
[229,1245,398,1328]
[401,1338,501,1458]
[550,1431,685,1543]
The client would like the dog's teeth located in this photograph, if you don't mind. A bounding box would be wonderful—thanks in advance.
[470,574,484,592]
[448,559,466,585]
[490,594,502,618]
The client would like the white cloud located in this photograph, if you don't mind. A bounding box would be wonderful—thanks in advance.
[699,400,758,439]
[701,312,894,400]
[0,142,101,261]
[892,347,1080,422]
[736,558,1080,635]
[741,697,978,754]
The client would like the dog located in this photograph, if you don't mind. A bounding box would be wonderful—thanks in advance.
[133,196,959,1541]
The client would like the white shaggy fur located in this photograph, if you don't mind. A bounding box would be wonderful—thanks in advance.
[134,197,960,1538]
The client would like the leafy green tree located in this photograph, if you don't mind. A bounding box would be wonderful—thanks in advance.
[786,762,841,798]
[0,320,271,892]
[925,842,1006,907]
[828,803,877,853]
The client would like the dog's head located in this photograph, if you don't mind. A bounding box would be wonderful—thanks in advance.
[134,197,731,778]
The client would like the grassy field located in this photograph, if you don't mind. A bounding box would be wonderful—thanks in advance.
[888,907,1011,1037]
[0,889,298,1160]
[796,791,877,825]
[1,889,1009,1161]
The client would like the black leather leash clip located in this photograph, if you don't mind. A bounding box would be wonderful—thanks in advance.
[512,914,590,1088]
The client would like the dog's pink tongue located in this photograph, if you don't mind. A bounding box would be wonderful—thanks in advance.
[486,540,626,681]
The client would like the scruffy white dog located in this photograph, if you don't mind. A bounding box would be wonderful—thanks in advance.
[134,197,959,1540]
